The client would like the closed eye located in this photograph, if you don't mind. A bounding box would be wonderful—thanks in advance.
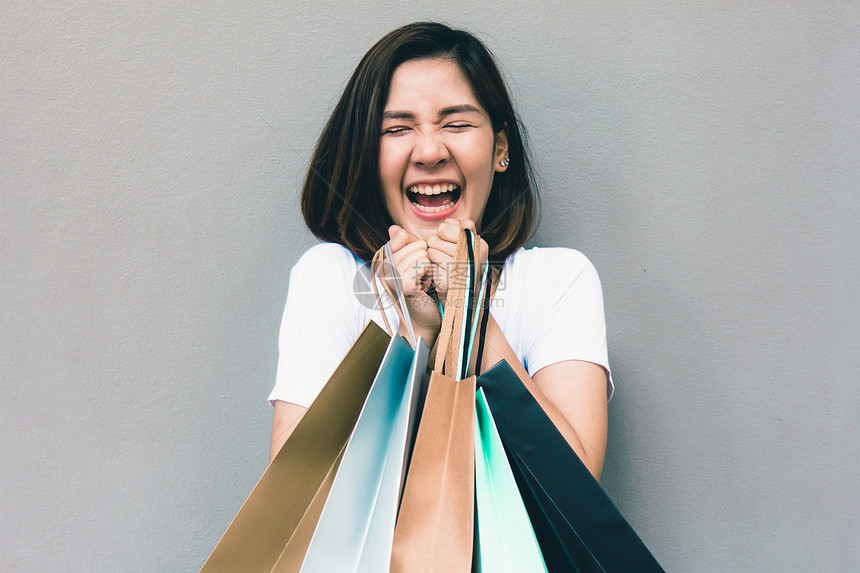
[444,122,474,131]
[382,126,411,135]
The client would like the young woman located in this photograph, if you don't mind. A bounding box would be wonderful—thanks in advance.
[268,22,611,479]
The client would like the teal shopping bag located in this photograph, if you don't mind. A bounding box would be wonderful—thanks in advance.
[296,334,430,572]
[474,388,548,573]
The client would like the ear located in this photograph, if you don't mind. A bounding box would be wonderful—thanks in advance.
[493,124,509,173]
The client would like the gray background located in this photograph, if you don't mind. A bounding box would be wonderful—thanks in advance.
[2,2,858,572]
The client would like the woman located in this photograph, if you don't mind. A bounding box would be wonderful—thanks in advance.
[269,22,611,479]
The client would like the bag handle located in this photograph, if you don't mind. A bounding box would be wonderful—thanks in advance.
[465,239,492,378]
[433,231,466,374]
[457,231,477,379]
[434,229,486,379]
[474,266,493,376]
[370,244,416,346]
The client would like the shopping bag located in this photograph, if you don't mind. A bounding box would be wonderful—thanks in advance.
[390,230,482,573]
[295,334,430,572]
[474,387,548,573]
[268,446,344,572]
[268,241,429,573]
[199,322,390,573]
[476,360,665,573]
[389,366,476,573]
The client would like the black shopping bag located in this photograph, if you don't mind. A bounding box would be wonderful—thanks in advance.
[477,360,664,573]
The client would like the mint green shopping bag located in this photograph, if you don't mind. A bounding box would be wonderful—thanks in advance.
[474,388,548,573]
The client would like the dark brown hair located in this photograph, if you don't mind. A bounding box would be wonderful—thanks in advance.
[301,22,538,262]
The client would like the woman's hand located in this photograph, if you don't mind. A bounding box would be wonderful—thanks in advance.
[426,218,489,305]
[385,225,442,343]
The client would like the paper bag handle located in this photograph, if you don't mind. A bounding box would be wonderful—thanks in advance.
[370,242,416,346]
[434,229,487,379]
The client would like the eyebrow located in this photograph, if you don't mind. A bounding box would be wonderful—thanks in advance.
[382,104,482,120]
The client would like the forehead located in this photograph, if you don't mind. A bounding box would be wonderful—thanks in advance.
[385,57,482,111]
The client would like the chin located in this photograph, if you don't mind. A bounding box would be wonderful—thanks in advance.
[401,220,439,242]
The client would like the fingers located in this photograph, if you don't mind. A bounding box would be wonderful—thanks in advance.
[426,234,456,260]
[388,225,421,251]
[385,226,441,336]
[391,243,431,289]
[380,222,489,343]
[389,221,478,258]
[427,219,468,262]
[428,219,486,262]
[385,221,488,301]
[433,218,470,244]
[382,226,432,296]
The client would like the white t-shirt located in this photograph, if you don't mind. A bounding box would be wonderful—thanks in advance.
[269,243,613,408]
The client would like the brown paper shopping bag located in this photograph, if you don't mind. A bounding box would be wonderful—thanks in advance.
[389,230,484,573]
[267,445,344,573]
[199,322,390,573]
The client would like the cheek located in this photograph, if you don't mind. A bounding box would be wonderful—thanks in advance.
[462,133,497,174]
[467,147,498,188]
[378,145,392,180]
[379,142,409,186]
[378,154,403,217]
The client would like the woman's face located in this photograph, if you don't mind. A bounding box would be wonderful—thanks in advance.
[379,57,508,241]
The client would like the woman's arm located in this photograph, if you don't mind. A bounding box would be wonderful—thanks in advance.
[270,400,309,461]
[267,245,367,461]
[477,313,609,481]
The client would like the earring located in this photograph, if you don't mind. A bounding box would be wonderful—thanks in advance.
[499,155,510,168]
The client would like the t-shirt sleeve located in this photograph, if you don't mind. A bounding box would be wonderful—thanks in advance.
[519,249,614,400]
[267,245,364,408]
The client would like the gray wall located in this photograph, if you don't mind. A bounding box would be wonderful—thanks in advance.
[2,2,857,571]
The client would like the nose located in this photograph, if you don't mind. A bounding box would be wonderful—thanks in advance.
[411,132,450,167]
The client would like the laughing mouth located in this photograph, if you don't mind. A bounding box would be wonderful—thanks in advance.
[407,183,461,213]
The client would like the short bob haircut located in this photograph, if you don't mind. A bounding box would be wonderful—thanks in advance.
[301,21,538,263]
